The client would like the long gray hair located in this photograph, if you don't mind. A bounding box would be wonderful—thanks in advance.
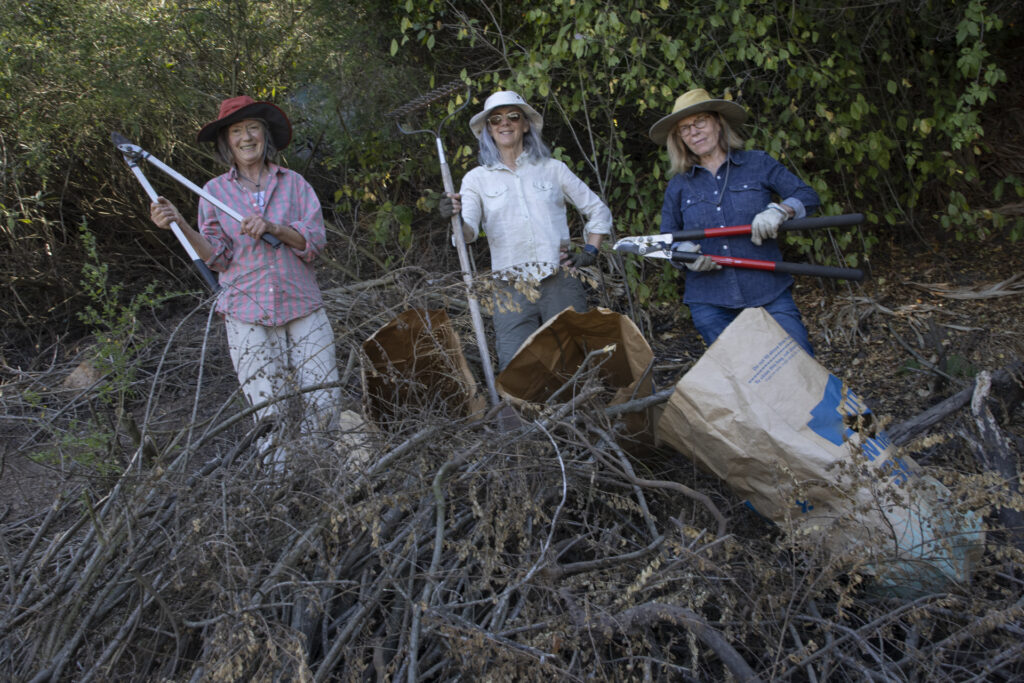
[215,118,279,167]
[477,125,551,167]
[666,113,744,175]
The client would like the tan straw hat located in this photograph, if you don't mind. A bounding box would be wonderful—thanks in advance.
[648,88,747,145]
[469,91,544,138]
[196,95,292,149]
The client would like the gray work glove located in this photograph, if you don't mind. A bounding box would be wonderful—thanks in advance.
[672,241,720,272]
[438,194,456,219]
[565,244,599,269]
[750,203,789,245]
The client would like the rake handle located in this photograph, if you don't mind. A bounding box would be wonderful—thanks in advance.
[438,138,501,408]
[386,85,504,411]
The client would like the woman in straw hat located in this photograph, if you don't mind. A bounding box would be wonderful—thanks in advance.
[650,88,819,355]
[149,96,340,467]
[439,90,613,370]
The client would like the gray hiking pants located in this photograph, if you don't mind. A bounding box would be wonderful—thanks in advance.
[493,269,588,371]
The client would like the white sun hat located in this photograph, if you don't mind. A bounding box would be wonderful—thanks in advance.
[469,90,544,138]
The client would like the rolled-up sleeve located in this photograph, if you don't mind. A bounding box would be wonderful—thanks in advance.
[198,196,234,272]
[458,171,484,243]
[282,177,326,262]
[761,153,819,217]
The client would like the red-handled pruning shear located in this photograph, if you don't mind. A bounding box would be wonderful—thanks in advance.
[613,213,865,281]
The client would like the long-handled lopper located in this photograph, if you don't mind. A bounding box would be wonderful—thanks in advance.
[385,82,512,422]
[614,213,866,281]
[112,132,284,291]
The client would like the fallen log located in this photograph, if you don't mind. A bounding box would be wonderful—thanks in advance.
[887,360,1023,446]
[959,371,1024,549]
[886,361,1024,549]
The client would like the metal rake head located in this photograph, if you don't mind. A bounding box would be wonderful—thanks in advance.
[386,80,472,138]
[385,79,467,119]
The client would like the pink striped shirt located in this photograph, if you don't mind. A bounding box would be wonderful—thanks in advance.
[198,164,327,326]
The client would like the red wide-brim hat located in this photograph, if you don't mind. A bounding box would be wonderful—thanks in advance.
[196,95,292,149]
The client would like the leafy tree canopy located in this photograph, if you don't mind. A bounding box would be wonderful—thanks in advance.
[0,0,1020,330]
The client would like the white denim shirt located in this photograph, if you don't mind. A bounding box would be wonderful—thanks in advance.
[459,156,612,281]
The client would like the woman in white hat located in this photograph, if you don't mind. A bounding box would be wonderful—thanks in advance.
[650,88,820,355]
[148,96,340,466]
[440,90,613,370]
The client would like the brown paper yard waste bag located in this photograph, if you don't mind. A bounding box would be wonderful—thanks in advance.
[361,309,486,424]
[657,307,984,596]
[497,307,655,445]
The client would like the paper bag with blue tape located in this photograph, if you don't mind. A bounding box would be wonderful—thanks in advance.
[656,306,984,596]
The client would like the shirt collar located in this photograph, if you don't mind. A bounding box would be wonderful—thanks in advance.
[229,162,281,180]
[687,149,744,177]
[484,151,534,171]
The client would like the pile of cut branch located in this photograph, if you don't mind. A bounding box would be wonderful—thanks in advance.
[2,274,1024,681]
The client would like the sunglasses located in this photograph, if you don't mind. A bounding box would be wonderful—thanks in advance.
[487,111,524,126]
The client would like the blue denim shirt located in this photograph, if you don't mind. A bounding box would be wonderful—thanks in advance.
[660,149,819,307]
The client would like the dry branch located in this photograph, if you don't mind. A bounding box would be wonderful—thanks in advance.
[3,273,1024,681]
[907,273,1024,299]
[959,371,1024,548]
[888,359,1023,445]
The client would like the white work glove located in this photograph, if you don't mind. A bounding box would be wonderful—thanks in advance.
[672,241,720,272]
[750,203,790,246]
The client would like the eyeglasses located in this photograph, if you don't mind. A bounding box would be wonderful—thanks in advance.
[487,111,523,126]
[676,114,713,137]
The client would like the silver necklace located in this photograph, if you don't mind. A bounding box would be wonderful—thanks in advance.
[238,167,264,191]
[238,167,266,210]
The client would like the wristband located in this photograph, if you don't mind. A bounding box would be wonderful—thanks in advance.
[583,244,599,255]
[768,202,791,218]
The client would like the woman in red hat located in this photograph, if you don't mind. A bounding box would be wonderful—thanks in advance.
[149,96,340,470]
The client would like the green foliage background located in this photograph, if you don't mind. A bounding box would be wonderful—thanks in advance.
[1,0,1021,342]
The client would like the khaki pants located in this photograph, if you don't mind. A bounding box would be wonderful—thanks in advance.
[224,308,340,436]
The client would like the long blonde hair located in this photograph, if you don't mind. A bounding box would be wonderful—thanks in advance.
[665,113,744,175]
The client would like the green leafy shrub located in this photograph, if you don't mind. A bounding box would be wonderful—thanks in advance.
[391,0,1020,301]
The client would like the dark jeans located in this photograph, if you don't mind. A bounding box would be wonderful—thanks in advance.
[688,288,814,356]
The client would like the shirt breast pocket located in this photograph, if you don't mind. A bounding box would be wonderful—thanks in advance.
[727,183,769,218]
[680,195,720,229]
[531,179,562,204]
[482,185,510,211]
